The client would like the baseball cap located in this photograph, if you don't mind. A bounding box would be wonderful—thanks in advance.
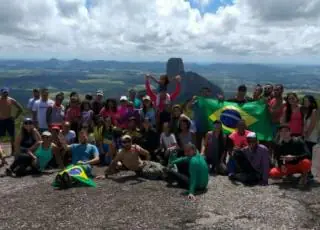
[0,87,9,94]
[246,132,257,139]
[96,90,104,96]
[120,96,128,101]
[142,95,151,101]
[51,125,61,130]
[121,135,132,141]
[42,131,52,137]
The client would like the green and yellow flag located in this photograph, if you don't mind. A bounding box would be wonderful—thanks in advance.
[194,97,273,141]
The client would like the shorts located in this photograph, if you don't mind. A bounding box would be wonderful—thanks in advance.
[0,118,15,138]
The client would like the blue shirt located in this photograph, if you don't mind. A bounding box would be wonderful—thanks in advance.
[71,144,99,164]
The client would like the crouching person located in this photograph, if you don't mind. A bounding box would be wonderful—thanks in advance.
[97,135,165,180]
[6,131,59,177]
[166,143,209,201]
[227,132,269,186]
[269,124,311,186]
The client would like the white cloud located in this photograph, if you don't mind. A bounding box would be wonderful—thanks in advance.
[0,0,320,63]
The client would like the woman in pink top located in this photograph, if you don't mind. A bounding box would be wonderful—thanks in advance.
[228,120,252,149]
[145,74,181,112]
[117,96,129,129]
[100,99,119,126]
[281,93,303,136]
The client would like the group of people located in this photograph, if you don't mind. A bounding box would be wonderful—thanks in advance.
[0,74,319,200]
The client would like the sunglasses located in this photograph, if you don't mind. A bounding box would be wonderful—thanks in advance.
[122,140,131,144]
[24,122,33,125]
[42,136,51,139]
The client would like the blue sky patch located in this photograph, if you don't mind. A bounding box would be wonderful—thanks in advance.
[188,0,234,13]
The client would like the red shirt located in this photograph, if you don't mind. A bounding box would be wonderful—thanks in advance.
[99,108,119,126]
[65,107,81,122]
[229,130,252,148]
[268,98,285,123]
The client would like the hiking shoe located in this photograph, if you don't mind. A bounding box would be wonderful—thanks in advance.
[62,172,72,189]
[55,174,65,189]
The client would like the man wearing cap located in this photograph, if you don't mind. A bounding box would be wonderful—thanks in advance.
[228,132,270,186]
[269,124,311,186]
[128,88,142,109]
[91,89,104,116]
[6,131,60,177]
[32,88,55,132]
[122,116,142,145]
[98,135,164,180]
[0,87,24,154]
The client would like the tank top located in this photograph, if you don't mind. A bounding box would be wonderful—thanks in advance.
[35,144,53,171]
[304,115,318,143]
[289,109,303,136]
[50,105,65,123]
[20,132,36,151]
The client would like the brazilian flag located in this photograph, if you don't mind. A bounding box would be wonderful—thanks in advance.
[194,97,273,141]
[52,164,96,188]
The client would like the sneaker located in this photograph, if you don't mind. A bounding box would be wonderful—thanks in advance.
[62,172,72,189]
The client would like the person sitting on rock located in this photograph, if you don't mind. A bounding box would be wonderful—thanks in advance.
[269,124,312,186]
[58,130,100,176]
[166,143,209,201]
[97,135,165,180]
[228,132,270,186]
[145,74,181,112]
[6,131,59,177]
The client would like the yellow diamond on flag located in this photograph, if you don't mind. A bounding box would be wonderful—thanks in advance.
[209,105,258,133]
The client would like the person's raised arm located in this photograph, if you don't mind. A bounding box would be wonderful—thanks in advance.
[145,75,157,101]
[58,132,71,152]
[170,75,181,101]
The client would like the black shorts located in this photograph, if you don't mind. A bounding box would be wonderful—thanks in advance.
[0,118,15,138]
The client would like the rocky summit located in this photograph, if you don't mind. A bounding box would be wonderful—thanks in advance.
[166,58,223,103]
[0,157,319,230]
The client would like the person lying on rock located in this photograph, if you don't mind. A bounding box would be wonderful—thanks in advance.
[166,143,209,201]
[6,131,60,177]
[269,124,312,186]
[58,129,100,176]
[96,135,165,180]
[227,132,270,186]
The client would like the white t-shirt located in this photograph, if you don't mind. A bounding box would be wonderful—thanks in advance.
[160,133,177,149]
[32,99,54,129]
[64,130,76,144]
[27,98,37,110]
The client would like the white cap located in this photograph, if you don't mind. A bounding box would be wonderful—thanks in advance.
[246,132,257,139]
[142,95,151,101]
[42,131,52,137]
[120,96,128,101]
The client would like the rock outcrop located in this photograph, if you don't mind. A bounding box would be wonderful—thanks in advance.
[166,58,223,103]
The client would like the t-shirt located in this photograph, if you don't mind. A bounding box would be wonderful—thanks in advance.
[160,133,177,149]
[229,130,252,148]
[64,130,76,144]
[32,99,55,129]
[268,98,285,123]
[35,144,53,171]
[70,143,99,164]
[131,98,142,109]
[27,98,37,110]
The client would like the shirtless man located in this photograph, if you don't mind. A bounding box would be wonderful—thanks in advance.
[97,135,165,180]
[0,87,23,154]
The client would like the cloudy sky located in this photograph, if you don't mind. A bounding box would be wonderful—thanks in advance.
[1,0,320,64]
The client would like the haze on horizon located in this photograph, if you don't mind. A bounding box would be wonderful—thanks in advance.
[1,0,320,65]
